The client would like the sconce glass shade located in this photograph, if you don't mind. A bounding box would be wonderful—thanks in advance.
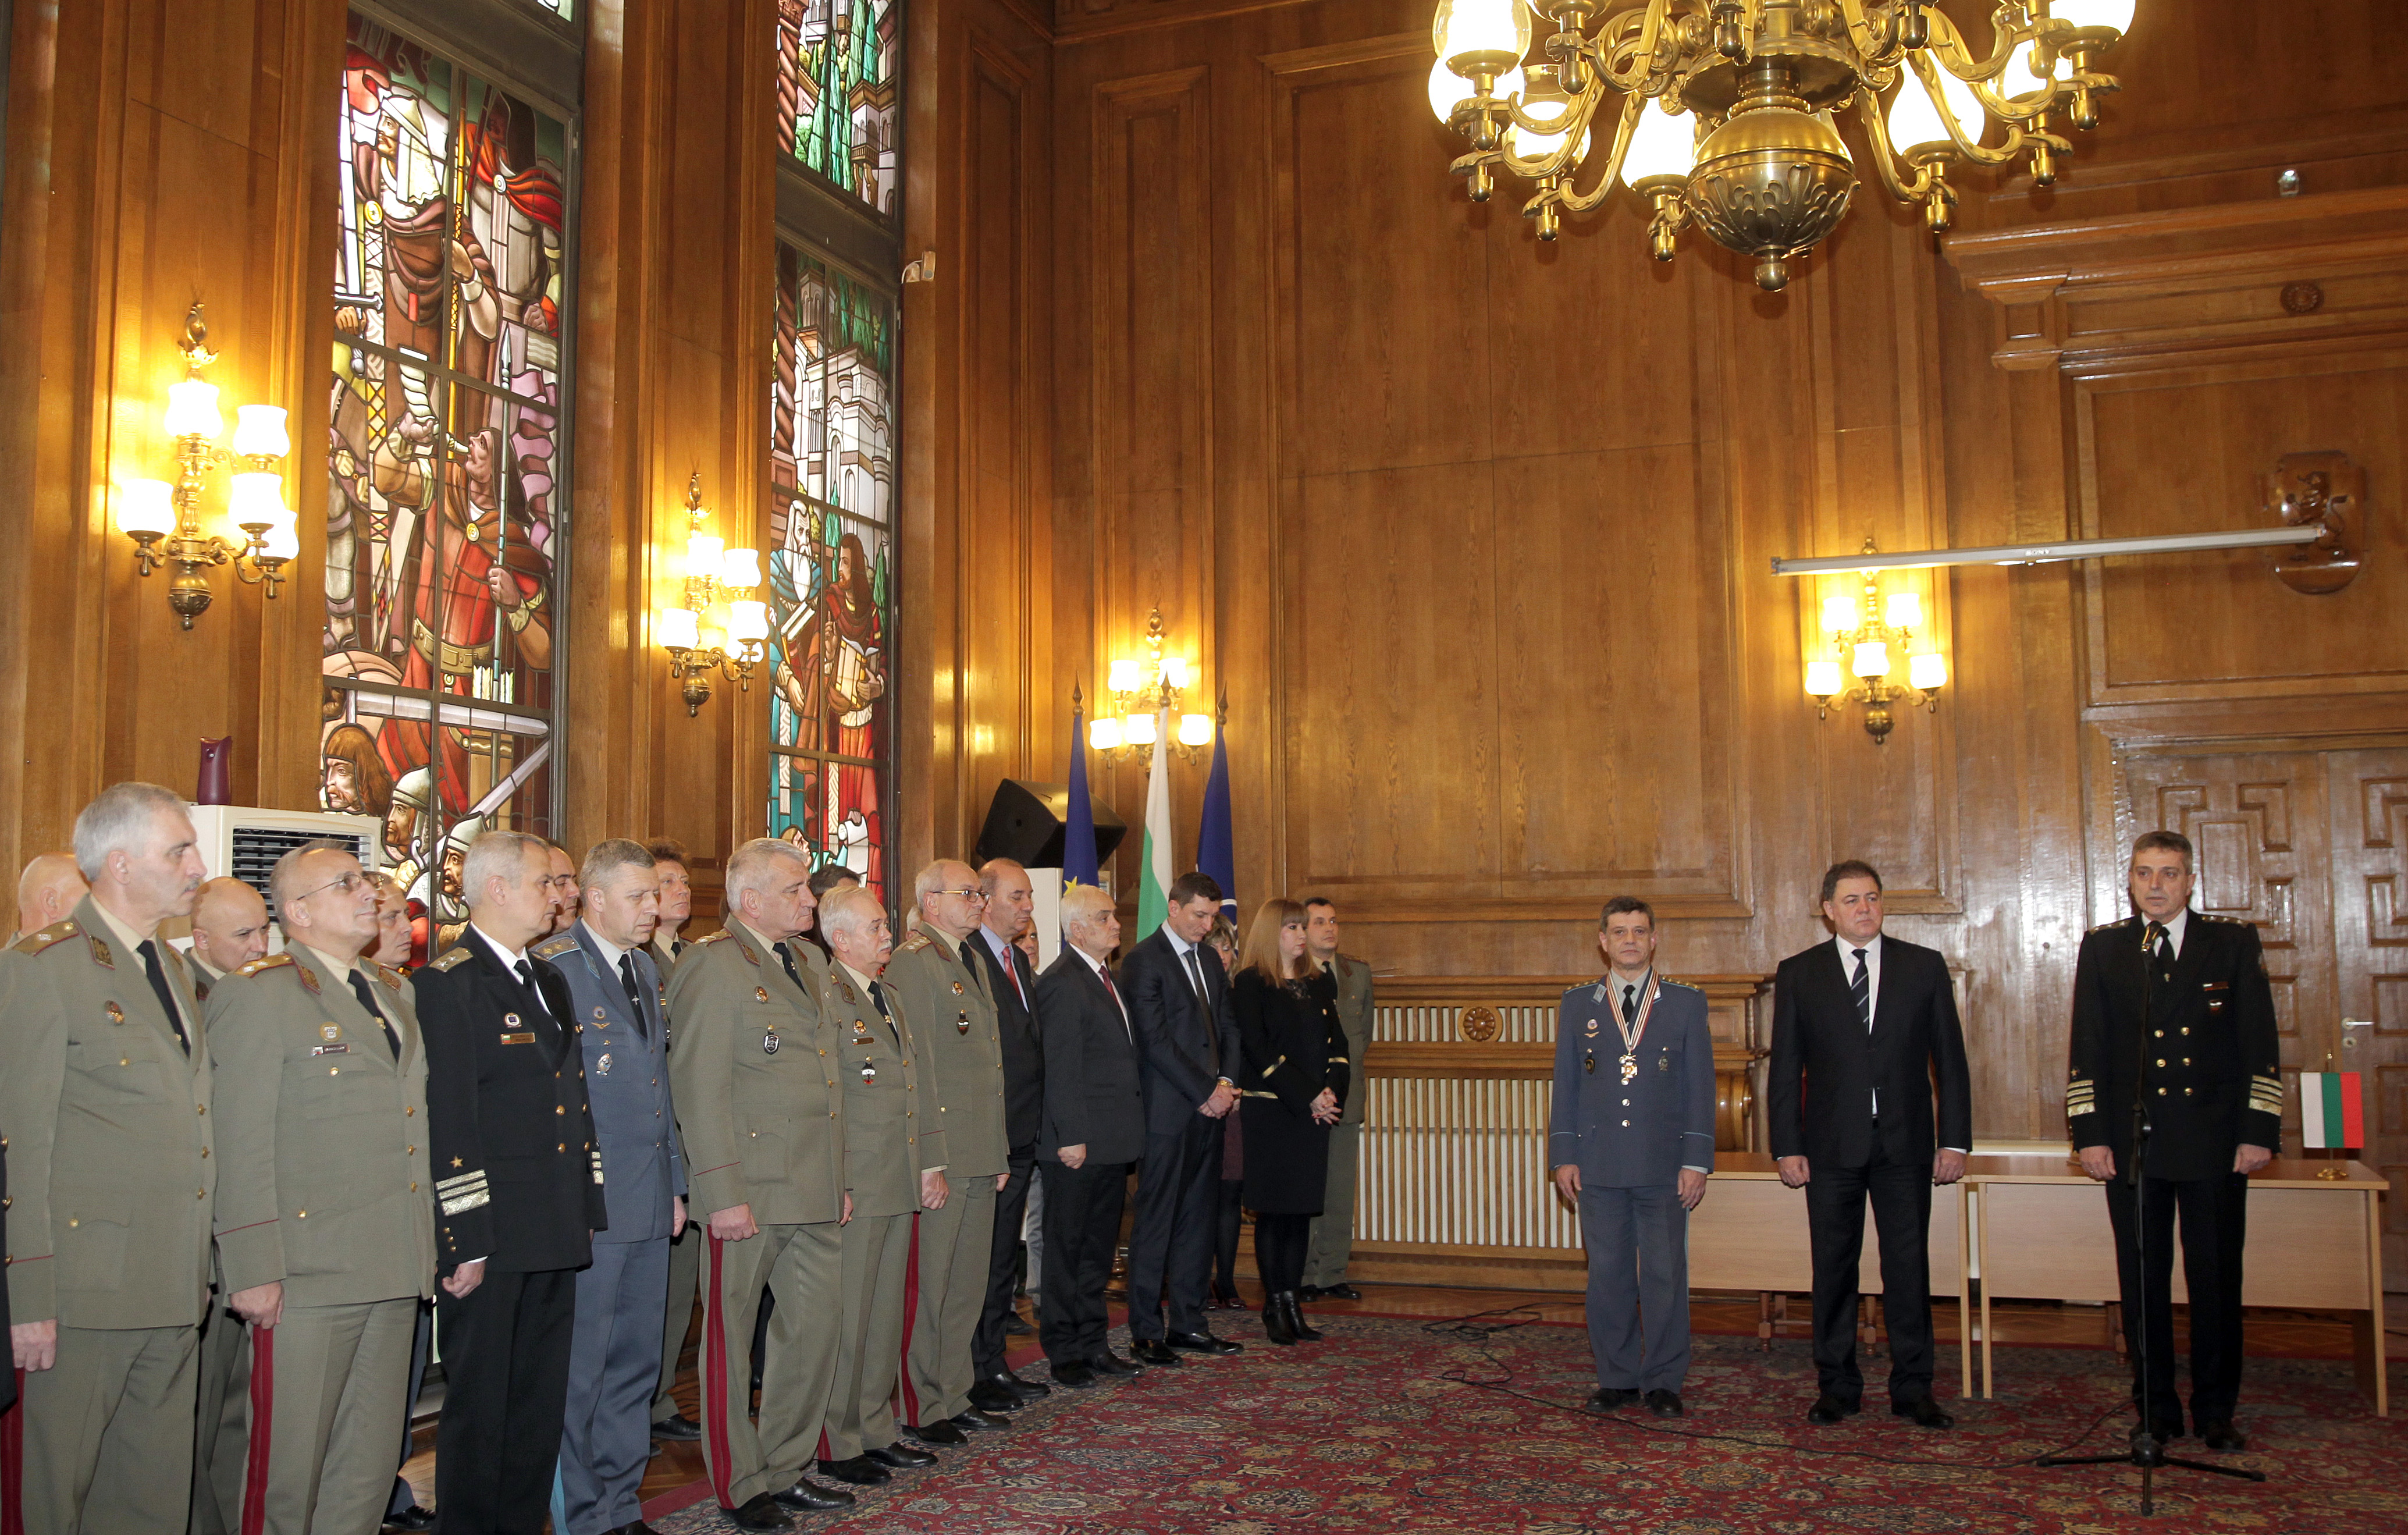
[1502,69,1591,165]
[227,472,286,534]
[1619,99,1696,187]
[1162,655,1191,690]
[1820,593,1859,634]
[686,532,724,582]
[725,599,770,646]
[118,479,178,538]
[1125,710,1159,746]
[258,514,301,563]
[1853,640,1891,679]
[165,378,224,441]
[721,547,763,592]
[1886,63,1986,157]
[1177,713,1214,747]
[1107,658,1143,694]
[2051,0,2136,37]
[1432,0,1531,69]
[2007,39,2059,100]
[1804,659,1844,698]
[1884,590,1924,630]
[1909,652,1949,691]
[1088,717,1125,751]
[230,405,290,459]
[1427,56,1523,125]
[657,607,700,651]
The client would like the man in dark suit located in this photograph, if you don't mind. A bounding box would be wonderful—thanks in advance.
[1768,859,1971,1429]
[533,839,685,1535]
[1033,886,1149,1388]
[1119,871,1244,1363]
[968,858,1048,1413]
[416,830,610,1534]
[2068,830,2280,1453]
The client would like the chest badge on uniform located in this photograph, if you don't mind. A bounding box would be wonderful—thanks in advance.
[104,1001,125,1025]
[504,1012,521,1026]
[956,1012,971,1035]
[596,1052,613,1076]
[1584,1056,1595,1074]
[755,987,771,1003]
[860,1060,877,1085]
[593,1006,607,1021]
[762,1030,781,1055]
[840,982,859,1004]
[1658,1056,1669,1069]
[952,980,966,996]
[320,1024,342,1042]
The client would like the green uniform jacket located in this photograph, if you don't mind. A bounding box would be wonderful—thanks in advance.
[883,922,1006,1179]
[204,951,436,1306]
[1326,954,1376,1127]
[0,896,214,1328]
[666,919,847,1225]
[823,962,943,1218]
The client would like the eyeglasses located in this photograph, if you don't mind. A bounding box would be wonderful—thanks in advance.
[934,888,989,904]
[290,870,369,904]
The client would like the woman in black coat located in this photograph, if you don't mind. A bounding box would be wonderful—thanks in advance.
[1230,898,1350,1345]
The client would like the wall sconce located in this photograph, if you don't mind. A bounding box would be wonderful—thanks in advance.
[116,304,296,630]
[1804,542,1947,745]
[658,472,767,717]
[1087,606,1214,763]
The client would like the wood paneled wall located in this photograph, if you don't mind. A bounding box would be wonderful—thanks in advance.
[1038,0,2408,1156]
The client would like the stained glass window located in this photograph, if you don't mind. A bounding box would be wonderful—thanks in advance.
[325,13,572,959]
[775,0,900,217]
[766,244,896,904]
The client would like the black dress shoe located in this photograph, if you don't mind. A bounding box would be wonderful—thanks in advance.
[1167,1330,1243,1355]
[383,1509,437,1534]
[771,1478,856,1512]
[867,1441,938,1468]
[1645,1389,1685,1417]
[2199,1420,2248,1452]
[1325,1282,1363,1301]
[1049,1359,1098,1389]
[905,1418,968,1446]
[1806,1394,1861,1424]
[720,1492,794,1532]
[649,1412,703,1441]
[1087,1351,1141,1376]
[968,1380,1023,1414]
[1893,1395,1955,1429]
[1132,1337,1185,1367]
[1586,1387,1639,1412]
[816,1455,891,1486]
[995,1369,1050,1401]
[950,1408,1009,1433]
[1003,1312,1035,1335]
[1296,1284,1326,1300]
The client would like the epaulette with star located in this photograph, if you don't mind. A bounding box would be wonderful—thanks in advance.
[2203,913,2251,925]
[2086,915,2137,933]
[237,954,296,978]
[1660,977,1703,993]
[13,919,78,954]
[895,932,933,954]
[426,947,474,972]
[531,934,580,961]
[693,930,732,946]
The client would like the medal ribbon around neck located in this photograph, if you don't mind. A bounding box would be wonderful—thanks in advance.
[1613,971,1661,1085]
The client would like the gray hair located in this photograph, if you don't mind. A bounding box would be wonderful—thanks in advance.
[1061,884,1116,930]
[579,837,657,892]
[819,884,886,939]
[913,858,973,909]
[72,782,190,882]
[462,830,549,906]
[724,837,810,904]
[266,839,354,919]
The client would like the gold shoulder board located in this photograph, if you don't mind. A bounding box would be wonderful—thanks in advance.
[2085,917,2133,934]
[237,954,296,978]
[13,919,79,954]
[694,931,732,947]
[1662,977,1702,993]
[427,947,475,972]
[897,932,933,954]
[531,934,580,961]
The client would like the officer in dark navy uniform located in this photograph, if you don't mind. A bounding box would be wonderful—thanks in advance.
[2068,829,2281,1454]
[1548,896,1716,1417]
[416,830,609,1535]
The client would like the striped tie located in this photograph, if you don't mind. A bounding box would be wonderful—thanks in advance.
[1850,948,1872,1031]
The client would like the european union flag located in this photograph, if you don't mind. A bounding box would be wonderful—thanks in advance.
[1065,690,1100,888]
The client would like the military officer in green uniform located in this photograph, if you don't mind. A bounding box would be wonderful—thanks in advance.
[1,782,213,1534]
[200,840,435,1534]
[666,837,855,1532]
[814,886,948,1488]
[1300,896,1375,1299]
[884,859,1009,1444]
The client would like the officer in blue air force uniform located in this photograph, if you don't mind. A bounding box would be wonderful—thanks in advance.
[529,839,688,1535]
[1548,896,1717,1417]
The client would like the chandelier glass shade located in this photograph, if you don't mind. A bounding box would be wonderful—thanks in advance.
[1429,0,2137,289]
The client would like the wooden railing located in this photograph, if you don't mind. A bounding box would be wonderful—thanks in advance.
[1351,973,1770,1287]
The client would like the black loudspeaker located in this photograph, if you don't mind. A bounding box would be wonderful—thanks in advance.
[973,779,1127,868]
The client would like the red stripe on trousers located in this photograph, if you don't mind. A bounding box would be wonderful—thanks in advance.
[897,1211,923,1427]
[702,1235,735,1509]
[240,1324,275,1535]
[2,1371,24,1535]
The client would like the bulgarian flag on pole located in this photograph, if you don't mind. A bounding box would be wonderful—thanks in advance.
[2300,1071,2366,1150]
[1133,706,1175,941]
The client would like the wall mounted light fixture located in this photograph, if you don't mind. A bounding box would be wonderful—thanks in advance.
[1802,541,1947,745]
[658,472,768,717]
[1087,606,1214,764]
[116,304,297,630]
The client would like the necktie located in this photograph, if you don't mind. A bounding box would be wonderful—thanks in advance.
[959,944,987,999]
[780,944,806,996]
[137,940,191,1054]
[349,969,403,1060]
[2145,921,2171,973]
[514,958,552,1020]
[1620,984,1638,1026]
[1183,947,1209,1007]
[617,953,649,1040]
[1850,948,1872,1031]
[996,944,1027,1008]
[868,978,899,1045]
[1098,964,1132,1042]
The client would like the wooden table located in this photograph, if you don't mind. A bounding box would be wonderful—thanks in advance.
[1968,1156,2389,1413]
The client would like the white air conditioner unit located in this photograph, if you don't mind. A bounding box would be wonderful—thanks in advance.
[186,805,385,935]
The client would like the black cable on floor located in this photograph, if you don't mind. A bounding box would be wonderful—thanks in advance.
[1417,1306,2142,1474]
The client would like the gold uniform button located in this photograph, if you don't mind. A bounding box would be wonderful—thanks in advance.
[119,1057,129,1067]
[297,1210,307,1218]
[411,1182,419,1192]
[2154,1031,2164,1039]
[2182,1058,2190,1067]
[197,1189,205,1199]
[556,1106,565,1115]
[557,1143,566,1152]
[2157,1088,2168,1097]
[406,1106,416,1116]
[201,1147,209,1158]
[67,1218,77,1228]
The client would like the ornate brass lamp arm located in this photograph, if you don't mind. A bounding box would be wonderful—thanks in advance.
[1553,90,1650,214]
[1856,91,1941,207]
[1831,0,1916,72]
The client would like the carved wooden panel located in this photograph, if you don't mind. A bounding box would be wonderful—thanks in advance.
[2328,749,2408,1281]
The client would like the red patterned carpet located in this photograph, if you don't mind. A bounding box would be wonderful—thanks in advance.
[649,1312,2408,1533]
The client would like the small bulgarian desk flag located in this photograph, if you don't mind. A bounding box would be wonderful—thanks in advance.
[2300,1071,2365,1150]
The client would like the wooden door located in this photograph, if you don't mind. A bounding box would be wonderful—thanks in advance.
[2326,749,2408,1285]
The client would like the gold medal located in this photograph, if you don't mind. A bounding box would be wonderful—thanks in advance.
[1620,1055,1638,1084]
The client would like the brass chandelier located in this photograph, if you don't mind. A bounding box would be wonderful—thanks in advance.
[1428,0,2137,289]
